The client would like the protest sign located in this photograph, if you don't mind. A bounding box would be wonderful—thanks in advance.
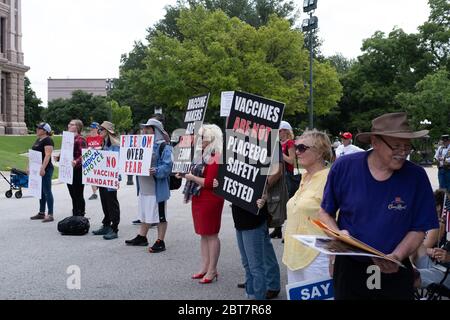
[215,91,285,215]
[172,93,210,173]
[286,277,334,300]
[82,149,120,190]
[59,131,74,184]
[220,91,234,117]
[28,150,42,199]
[86,136,103,149]
[119,135,154,176]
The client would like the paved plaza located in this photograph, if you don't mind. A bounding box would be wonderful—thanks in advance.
[0,166,440,300]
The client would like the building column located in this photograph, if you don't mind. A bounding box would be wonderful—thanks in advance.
[5,72,26,134]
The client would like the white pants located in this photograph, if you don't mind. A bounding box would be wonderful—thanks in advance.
[287,253,329,284]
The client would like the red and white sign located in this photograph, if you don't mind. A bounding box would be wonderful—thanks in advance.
[86,136,103,149]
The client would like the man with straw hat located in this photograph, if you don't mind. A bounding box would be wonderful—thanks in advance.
[318,112,439,299]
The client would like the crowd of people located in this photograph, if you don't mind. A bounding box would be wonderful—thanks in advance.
[25,111,449,300]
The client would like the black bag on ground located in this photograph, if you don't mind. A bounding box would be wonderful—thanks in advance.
[57,216,90,236]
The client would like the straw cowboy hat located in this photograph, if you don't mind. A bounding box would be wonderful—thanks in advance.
[356,112,429,144]
[100,121,116,135]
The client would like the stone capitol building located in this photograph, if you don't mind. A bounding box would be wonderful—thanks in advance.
[0,0,28,134]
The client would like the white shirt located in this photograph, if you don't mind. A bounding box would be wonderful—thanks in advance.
[335,144,365,159]
[435,145,450,167]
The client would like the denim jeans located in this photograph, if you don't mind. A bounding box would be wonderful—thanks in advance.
[39,167,54,215]
[236,221,281,300]
[438,168,450,192]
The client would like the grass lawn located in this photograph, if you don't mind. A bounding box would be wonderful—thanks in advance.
[0,135,62,179]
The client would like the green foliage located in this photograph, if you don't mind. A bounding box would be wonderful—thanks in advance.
[135,8,341,123]
[0,135,62,173]
[110,100,133,134]
[24,77,43,131]
[322,28,434,135]
[419,0,450,70]
[397,69,450,140]
[151,0,298,39]
[320,0,450,137]
[112,1,302,132]
[42,91,111,133]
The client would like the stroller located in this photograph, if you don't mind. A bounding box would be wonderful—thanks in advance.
[1,168,28,199]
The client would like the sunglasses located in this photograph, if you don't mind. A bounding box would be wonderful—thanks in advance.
[295,144,311,153]
[97,128,105,134]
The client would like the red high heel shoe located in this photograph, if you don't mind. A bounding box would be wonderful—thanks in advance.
[191,272,207,279]
[199,274,218,284]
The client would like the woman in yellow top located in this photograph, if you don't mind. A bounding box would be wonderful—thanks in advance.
[282,129,332,284]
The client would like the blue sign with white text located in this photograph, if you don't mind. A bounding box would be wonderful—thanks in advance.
[287,278,334,300]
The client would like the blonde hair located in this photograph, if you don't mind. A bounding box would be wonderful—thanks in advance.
[199,124,223,162]
[300,129,333,163]
[286,130,295,140]
[71,119,83,134]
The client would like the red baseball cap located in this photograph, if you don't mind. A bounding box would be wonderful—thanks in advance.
[341,132,352,140]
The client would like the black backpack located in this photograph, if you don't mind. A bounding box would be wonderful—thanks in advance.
[159,142,182,190]
[57,216,90,236]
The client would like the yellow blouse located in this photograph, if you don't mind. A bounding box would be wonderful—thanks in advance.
[282,168,330,271]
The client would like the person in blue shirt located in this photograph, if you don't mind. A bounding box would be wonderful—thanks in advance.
[319,112,439,300]
[125,118,173,253]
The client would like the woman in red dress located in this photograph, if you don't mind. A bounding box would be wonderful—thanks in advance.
[179,124,224,284]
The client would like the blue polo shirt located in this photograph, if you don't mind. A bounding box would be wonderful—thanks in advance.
[321,151,439,255]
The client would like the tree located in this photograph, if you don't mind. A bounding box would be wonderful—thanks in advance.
[24,77,43,131]
[326,53,356,76]
[110,41,154,130]
[43,91,111,133]
[418,0,450,71]
[112,1,301,132]
[132,8,341,126]
[151,0,298,39]
[111,100,133,134]
[333,28,433,134]
[397,69,450,140]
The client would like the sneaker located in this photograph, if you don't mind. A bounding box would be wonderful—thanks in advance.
[125,235,148,246]
[103,230,118,240]
[149,239,166,253]
[88,194,98,200]
[42,215,54,223]
[266,290,280,300]
[92,225,112,236]
[132,219,142,225]
[30,213,45,220]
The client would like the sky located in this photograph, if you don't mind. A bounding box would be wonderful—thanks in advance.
[22,0,431,106]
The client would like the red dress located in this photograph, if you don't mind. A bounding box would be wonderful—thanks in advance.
[191,158,225,235]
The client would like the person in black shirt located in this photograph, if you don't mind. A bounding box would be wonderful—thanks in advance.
[232,145,282,300]
[30,123,55,222]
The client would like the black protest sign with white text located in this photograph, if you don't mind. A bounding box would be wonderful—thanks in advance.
[172,93,210,173]
[215,91,285,215]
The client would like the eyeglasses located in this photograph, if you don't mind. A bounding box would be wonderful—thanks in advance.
[97,128,104,134]
[295,144,311,153]
[377,136,413,154]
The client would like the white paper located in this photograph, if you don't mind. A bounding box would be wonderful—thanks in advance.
[220,91,234,117]
[59,131,75,184]
[293,235,383,259]
[28,150,42,199]
[82,149,120,190]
